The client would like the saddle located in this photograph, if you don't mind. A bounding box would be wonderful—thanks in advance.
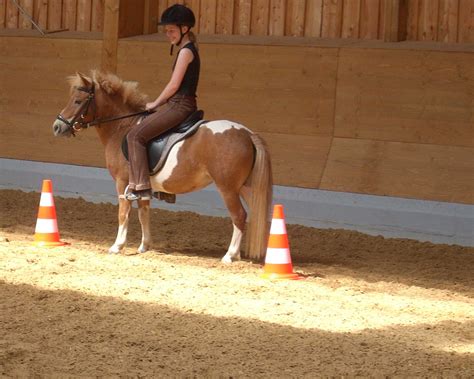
[121,110,205,175]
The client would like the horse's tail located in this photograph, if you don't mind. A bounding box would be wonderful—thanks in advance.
[246,133,273,261]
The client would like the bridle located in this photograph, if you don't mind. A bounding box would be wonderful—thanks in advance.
[56,84,97,136]
[56,83,149,136]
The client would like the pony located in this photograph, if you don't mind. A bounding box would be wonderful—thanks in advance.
[52,71,272,262]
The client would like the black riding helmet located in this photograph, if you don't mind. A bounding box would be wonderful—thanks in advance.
[159,4,196,55]
[159,4,195,27]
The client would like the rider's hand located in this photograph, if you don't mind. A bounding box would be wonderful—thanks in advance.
[145,102,157,111]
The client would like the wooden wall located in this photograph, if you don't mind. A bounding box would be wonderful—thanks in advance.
[407,0,474,43]
[1,34,472,204]
[0,0,104,31]
[0,36,104,166]
[1,0,473,43]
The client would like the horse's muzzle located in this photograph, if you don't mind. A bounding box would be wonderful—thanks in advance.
[52,119,72,137]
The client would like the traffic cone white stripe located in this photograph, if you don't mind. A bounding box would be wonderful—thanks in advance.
[269,219,286,235]
[264,248,292,264]
[39,192,54,207]
[35,219,59,233]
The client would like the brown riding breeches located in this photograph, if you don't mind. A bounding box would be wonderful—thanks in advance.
[127,95,197,191]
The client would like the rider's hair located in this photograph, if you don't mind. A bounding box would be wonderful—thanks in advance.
[188,30,198,50]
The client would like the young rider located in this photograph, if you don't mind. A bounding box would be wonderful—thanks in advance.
[125,4,200,201]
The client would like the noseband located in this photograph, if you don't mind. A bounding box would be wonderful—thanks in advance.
[56,84,96,136]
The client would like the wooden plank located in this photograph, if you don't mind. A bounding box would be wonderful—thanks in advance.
[62,0,78,31]
[216,0,234,34]
[419,0,439,41]
[18,0,34,29]
[6,0,19,28]
[321,0,343,38]
[118,0,145,38]
[102,0,119,72]
[91,0,104,32]
[33,0,48,30]
[304,0,323,37]
[269,0,285,36]
[360,0,380,39]
[438,0,459,43]
[0,0,5,28]
[251,0,269,35]
[77,0,92,31]
[260,133,333,187]
[285,0,306,37]
[144,0,158,34]
[406,0,419,40]
[397,0,408,41]
[233,0,251,35]
[341,0,361,38]
[382,0,401,41]
[200,0,216,34]
[458,0,474,43]
[48,0,63,30]
[143,0,158,34]
[335,48,474,147]
[184,0,200,31]
[320,138,474,204]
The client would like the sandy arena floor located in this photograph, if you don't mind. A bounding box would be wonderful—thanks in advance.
[0,189,473,377]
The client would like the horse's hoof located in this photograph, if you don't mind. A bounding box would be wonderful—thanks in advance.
[221,253,240,264]
[137,245,149,254]
[221,255,232,264]
[108,245,122,254]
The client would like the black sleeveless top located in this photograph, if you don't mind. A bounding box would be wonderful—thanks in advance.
[173,42,200,97]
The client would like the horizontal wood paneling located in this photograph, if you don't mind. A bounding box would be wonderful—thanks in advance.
[117,40,338,137]
[335,48,473,147]
[320,138,474,204]
[0,36,104,167]
[1,35,472,204]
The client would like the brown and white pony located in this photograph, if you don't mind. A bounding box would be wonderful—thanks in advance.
[52,71,272,262]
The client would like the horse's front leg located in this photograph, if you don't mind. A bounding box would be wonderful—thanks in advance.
[137,198,151,253]
[109,196,132,254]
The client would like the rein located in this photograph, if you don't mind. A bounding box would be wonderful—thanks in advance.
[86,110,150,128]
[56,84,150,135]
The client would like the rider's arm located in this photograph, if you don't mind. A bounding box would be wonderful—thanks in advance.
[146,48,194,110]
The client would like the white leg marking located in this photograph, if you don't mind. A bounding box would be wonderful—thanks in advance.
[221,224,243,264]
[109,223,128,254]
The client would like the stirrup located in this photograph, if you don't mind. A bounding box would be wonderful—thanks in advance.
[123,186,152,201]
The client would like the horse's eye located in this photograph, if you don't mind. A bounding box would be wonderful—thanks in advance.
[74,100,82,105]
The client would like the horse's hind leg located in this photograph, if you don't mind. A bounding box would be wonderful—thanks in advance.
[109,197,132,254]
[220,190,247,263]
[137,198,151,253]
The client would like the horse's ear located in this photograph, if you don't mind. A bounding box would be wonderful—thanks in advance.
[77,72,92,86]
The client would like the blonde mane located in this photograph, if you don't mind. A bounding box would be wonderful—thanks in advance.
[67,70,148,111]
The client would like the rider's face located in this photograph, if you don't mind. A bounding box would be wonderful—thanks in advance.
[165,25,188,45]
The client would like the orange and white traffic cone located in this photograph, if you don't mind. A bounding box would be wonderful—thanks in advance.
[261,204,302,280]
[32,179,68,247]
